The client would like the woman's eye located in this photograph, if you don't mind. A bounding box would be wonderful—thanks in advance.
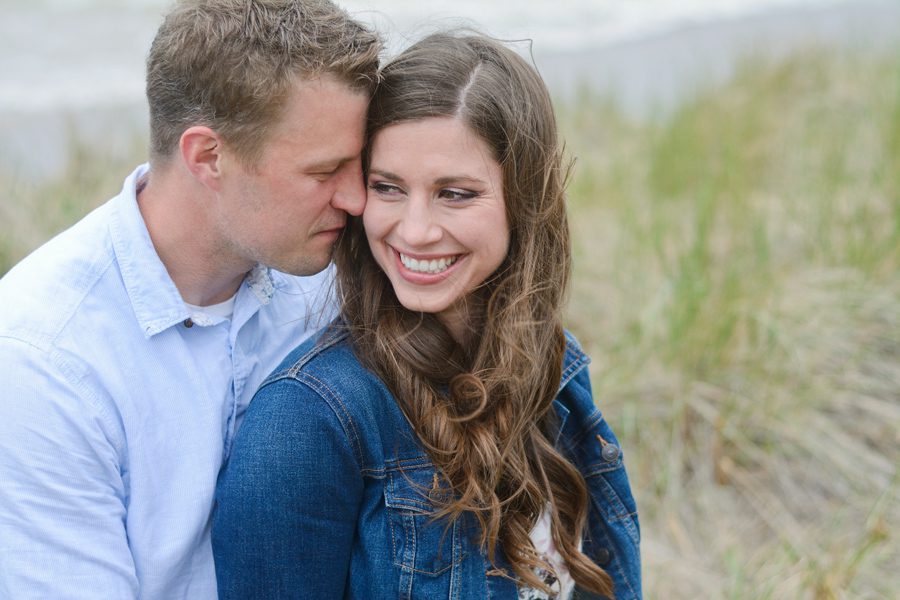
[439,188,477,202]
[368,182,403,196]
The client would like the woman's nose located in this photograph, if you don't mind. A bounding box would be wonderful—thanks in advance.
[397,198,442,246]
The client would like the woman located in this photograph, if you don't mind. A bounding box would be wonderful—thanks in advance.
[212,32,641,599]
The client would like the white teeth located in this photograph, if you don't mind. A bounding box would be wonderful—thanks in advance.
[399,253,458,274]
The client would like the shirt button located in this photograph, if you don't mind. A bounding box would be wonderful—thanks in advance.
[183,318,194,328]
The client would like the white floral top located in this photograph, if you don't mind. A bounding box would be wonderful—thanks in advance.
[518,508,577,600]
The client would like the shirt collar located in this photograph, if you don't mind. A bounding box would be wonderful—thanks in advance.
[109,164,187,337]
[245,263,276,305]
[109,164,277,338]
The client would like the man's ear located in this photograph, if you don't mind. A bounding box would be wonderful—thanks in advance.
[180,126,226,192]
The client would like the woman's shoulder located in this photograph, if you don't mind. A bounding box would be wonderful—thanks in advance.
[247,320,402,460]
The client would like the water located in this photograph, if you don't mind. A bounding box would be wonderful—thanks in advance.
[2,0,897,179]
[0,0,864,113]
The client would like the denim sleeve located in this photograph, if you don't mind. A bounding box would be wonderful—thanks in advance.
[0,338,137,598]
[212,376,363,600]
[564,365,642,599]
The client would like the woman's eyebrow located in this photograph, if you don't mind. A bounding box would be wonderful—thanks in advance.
[368,168,404,183]
[433,175,483,186]
[368,170,485,186]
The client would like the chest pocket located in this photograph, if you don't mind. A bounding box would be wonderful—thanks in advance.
[383,464,468,587]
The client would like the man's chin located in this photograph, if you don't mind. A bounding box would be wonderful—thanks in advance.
[272,254,332,277]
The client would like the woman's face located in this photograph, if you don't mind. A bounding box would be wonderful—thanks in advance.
[363,116,510,339]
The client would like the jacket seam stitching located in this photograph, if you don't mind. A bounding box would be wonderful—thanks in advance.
[292,371,364,468]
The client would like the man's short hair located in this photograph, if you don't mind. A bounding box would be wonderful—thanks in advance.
[146,0,381,166]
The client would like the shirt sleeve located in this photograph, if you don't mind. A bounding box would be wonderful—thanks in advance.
[212,375,363,600]
[0,338,138,598]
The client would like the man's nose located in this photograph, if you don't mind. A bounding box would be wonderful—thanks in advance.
[331,159,366,216]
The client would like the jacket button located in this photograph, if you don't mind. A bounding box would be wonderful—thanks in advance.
[428,488,448,503]
[183,318,194,328]
[596,434,621,462]
[601,442,620,462]
[428,473,449,503]
[596,548,612,566]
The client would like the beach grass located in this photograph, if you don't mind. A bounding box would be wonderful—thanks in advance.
[561,47,899,598]
[0,134,145,274]
[2,46,898,599]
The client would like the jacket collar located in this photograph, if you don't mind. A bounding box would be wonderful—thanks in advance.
[295,321,589,445]
[551,332,592,444]
[558,331,591,393]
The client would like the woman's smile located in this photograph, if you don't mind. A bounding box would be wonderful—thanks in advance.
[398,251,460,275]
[363,116,509,339]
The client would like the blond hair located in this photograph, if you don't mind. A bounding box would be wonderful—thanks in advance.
[146,0,380,166]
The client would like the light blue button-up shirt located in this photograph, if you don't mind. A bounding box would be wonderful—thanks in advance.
[0,165,335,599]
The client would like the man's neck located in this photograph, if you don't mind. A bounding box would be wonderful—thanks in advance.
[136,164,253,306]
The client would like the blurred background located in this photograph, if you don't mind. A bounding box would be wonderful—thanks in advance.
[2,0,898,597]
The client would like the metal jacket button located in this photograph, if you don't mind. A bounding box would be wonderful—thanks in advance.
[601,443,620,462]
[597,434,620,462]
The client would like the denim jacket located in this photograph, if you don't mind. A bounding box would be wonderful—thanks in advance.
[212,324,641,599]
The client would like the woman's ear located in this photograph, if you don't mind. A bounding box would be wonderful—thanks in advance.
[179,126,225,192]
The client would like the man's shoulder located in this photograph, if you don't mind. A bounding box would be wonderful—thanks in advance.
[265,266,337,320]
[262,322,375,391]
[0,200,119,350]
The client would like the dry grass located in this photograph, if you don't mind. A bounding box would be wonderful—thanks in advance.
[0,134,145,273]
[1,44,898,600]
[561,48,900,598]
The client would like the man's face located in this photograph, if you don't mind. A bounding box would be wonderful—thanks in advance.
[214,75,369,276]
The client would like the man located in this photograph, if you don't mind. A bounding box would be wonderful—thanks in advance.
[0,1,380,597]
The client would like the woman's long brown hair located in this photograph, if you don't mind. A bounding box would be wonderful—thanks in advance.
[333,32,614,596]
